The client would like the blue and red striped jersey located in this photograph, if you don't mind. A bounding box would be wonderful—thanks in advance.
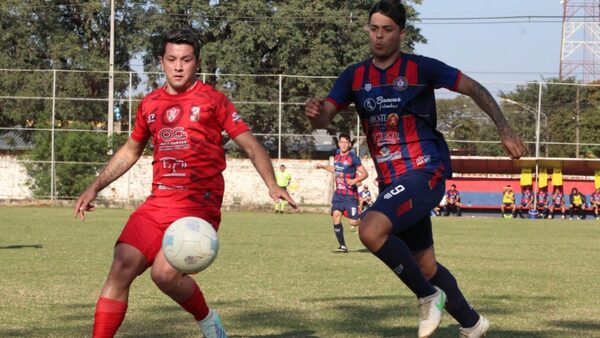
[327,53,461,185]
[333,149,362,198]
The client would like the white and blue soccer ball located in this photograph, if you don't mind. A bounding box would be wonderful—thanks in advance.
[162,217,219,274]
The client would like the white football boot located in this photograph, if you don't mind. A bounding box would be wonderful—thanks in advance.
[418,286,446,338]
[198,310,227,338]
[459,315,490,338]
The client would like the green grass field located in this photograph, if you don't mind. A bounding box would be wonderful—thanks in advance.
[0,207,599,337]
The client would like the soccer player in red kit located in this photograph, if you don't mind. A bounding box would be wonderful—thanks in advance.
[74,28,296,338]
[304,1,527,337]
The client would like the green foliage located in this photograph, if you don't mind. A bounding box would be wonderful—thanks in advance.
[23,122,109,198]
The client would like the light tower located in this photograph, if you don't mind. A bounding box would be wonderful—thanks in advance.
[559,0,600,83]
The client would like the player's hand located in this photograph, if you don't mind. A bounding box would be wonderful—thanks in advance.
[304,98,324,119]
[269,186,298,210]
[74,188,97,221]
[498,126,528,159]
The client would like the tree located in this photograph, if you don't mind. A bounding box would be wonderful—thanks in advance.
[0,0,146,197]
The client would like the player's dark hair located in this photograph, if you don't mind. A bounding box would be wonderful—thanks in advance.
[369,0,406,29]
[160,28,201,60]
[337,133,356,148]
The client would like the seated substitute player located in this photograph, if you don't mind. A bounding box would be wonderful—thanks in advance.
[443,184,462,217]
[568,187,586,220]
[304,1,527,336]
[73,28,296,338]
[315,133,368,251]
[500,185,516,218]
[517,185,533,218]
[359,184,374,213]
[590,187,600,220]
[536,187,550,219]
[549,186,566,219]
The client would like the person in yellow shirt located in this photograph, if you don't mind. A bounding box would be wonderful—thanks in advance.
[500,185,516,218]
[274,164,293,213]
[568,187,586,220]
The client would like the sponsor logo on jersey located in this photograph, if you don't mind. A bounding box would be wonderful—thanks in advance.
[386,113,399,127]
[158,127,189,152]
[232,112,242,123]
[190,106,200,122]
[372,132,400,146]
[384,184,405,199]
[375,146,402,163]
[415,154,431,166]
[147,113,156,124]
[363,96,402,112]
[393,76,409,91]
[160,157,187,177]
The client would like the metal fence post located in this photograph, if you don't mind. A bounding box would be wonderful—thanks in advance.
[278,74,282,160]
[51,69,57,201]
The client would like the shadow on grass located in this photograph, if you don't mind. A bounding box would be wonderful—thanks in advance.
[1,294,588,337]
[0,244,43,249]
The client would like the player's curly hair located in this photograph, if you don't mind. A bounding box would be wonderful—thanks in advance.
[369,0,406,29]
[160,28,201,60]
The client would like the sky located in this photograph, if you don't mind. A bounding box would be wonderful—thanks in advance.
[413,0,564,97]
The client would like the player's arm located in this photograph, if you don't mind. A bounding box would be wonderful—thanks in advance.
[455,74,528,160]
[74,138,146,220]
[233,131,297,208]
[347,165,369,186]
[304,98,339,129]
[315,162,335,173]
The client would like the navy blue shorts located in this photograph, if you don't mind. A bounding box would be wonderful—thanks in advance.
[331,194,360,220]
[367,170,444,254]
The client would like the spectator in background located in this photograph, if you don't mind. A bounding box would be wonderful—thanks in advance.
[444,184,462,217]
[359,184,374,213]
[568,187,586,220]
[549,186,566,219]
[590,187,600,220]
[500,185,516,218]
[517,185,533,218]
[536,187,550,219]
[274,164,293,213]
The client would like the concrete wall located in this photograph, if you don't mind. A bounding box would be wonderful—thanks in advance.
[0,156,379,209]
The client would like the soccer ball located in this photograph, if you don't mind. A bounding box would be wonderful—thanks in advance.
[162,217,219,274]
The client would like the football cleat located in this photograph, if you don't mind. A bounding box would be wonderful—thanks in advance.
[418,286,446,338]
[459,315,490,338]
[336,245,348,253]
[198,310,227,338]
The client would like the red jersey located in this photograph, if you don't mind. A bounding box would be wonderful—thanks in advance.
[131,81,250,208]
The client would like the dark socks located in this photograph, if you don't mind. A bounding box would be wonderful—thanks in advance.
[429,262,479,328]
[333,223,346,247]
[373,235,436,298]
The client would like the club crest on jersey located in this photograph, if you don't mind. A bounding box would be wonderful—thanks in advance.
[393,76,408,91]
[163,105,182,125]
[190,106,200,122]
[364,83,372,92]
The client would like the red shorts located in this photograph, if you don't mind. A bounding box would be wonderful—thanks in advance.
[117,201,221,265]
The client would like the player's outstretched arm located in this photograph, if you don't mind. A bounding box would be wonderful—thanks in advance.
[74,138,146,220]
[234,131,298,209]
[455,74,528,160]
[304,98,338,129]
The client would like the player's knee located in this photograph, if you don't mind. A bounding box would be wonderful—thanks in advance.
[150,265,180,292]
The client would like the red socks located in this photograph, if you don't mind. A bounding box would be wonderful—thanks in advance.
[93,297,128,338]
[178,283,210,321]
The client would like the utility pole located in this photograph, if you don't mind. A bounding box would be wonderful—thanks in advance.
[575,86,581,158]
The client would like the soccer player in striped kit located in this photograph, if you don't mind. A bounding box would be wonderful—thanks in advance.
[315,133,368,252]
[304,1,527,337]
